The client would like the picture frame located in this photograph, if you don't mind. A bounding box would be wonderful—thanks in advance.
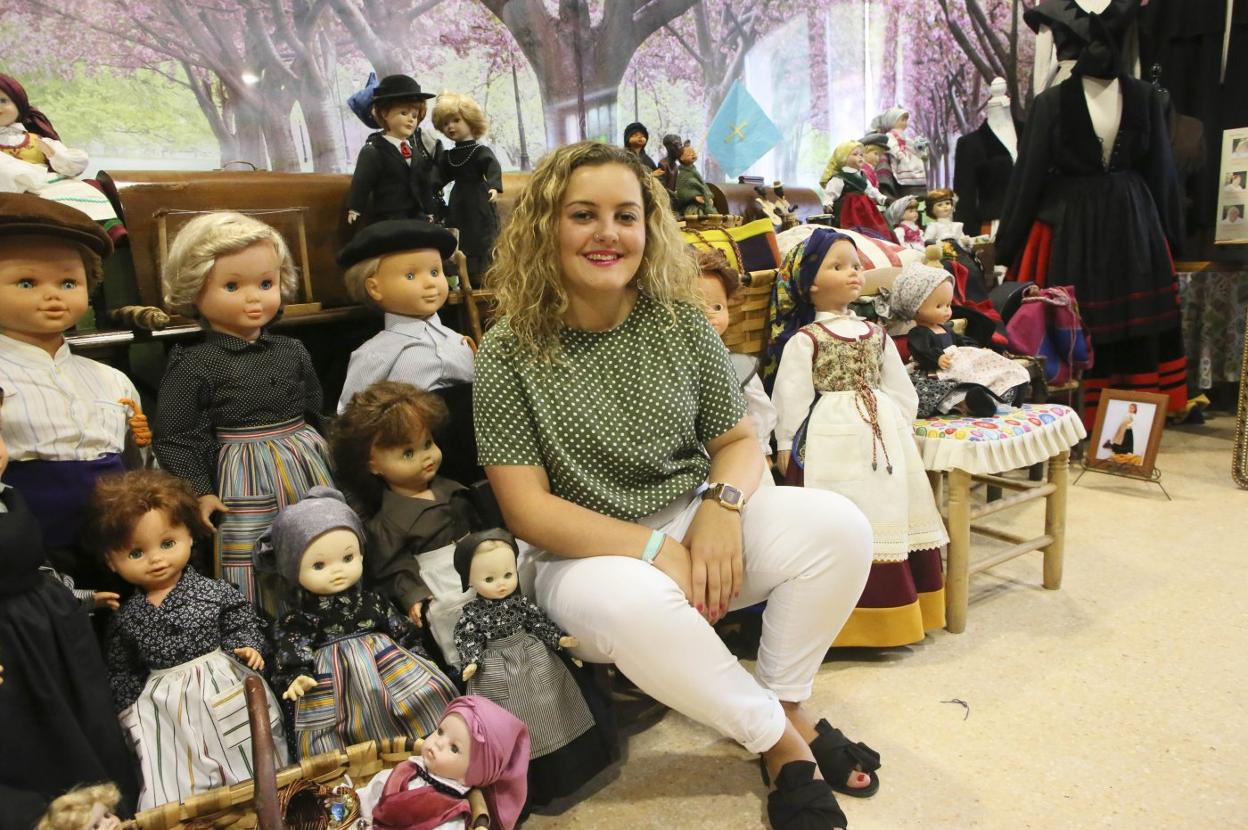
[1084,390,1169,479]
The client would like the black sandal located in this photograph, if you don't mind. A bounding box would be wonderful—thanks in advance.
[808,720,881,799]
[766,761,847,830]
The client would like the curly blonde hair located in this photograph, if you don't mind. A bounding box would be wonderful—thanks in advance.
[431,93,488,139]
[162,212,299,317]
[37,783,120,830]
[487,141,701,361]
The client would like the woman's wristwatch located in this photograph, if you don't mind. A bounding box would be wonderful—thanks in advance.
[702,482,745,512]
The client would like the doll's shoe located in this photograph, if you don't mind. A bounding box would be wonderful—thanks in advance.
[965,387,999,417]
[766,761,847,830]
[808,720,881,799]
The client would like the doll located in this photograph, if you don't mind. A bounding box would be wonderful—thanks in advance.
[37,784,123,830]
[0,74,120,226]
[0,192,142,585]
[656,133,683,195]
[0,405,138,827]
[821,141,891,239]
[257,487,457,758]
[886,261,1031,416]
[923,188,971,248]
[859,132,889,189]
[432,93,502,281]
[886,195,925,251]
[336,220,479,486]
[870,106,929,197]
[453,529,614,807]
[771,229,948,648]
[359,696,530,830]
[674,141,715,217]
[347,74,444,226]
[86,469,288,811]
[153,211,334,608]
[333,381,483,666]
[623,121,658,171]
[695,247,776,485]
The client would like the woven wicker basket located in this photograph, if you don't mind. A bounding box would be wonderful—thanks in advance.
[679,214,743,232]
[721,268,776,357]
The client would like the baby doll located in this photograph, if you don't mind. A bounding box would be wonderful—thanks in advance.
[871,106,928,196]
[0,405,138,827]
[887,261,1030,416]
[432,93,502,281]
[695,248,776,486]
[333,381,483,665]
[820,141,891,239]
[153,211,334,608]
[674,141,715,217]
[623,121,657,171]
[86,469,287,811]
[37,784,123,830]
[257,487,457,758]
[886,195,925,251]
[359,696,530,830]
[0,74,120,226]
[770,228,948,648]
[453,529,613,807]
[347,74,443,226]
[0,192,142,584]
[923,188,971,248]
[336,220,479,486]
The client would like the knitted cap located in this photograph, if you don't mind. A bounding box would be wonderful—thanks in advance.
[253,487,365,585]
[886,261,953,322]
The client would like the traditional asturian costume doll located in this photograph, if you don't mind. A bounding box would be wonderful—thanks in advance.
[346,74,444,226]
[0,74,120,228]
[858,132,889,189]
[453,529,614,807]
[623,121,658,171]
[257,487,457,758]
[674,141,715,217]
[871,106,929,197]
[769,229,948,648]
[821,141,891,240]
[886,195,925,251]
[432,93,502,281]
[922,188,972,249]
[0,193,145,584]
[153,212,334,609]
[358,696,530,830]
[88,470,287,811]
[332,381,483,667]
[336,220,479,486]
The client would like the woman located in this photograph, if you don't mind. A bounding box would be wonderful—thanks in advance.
[473,142,876,830]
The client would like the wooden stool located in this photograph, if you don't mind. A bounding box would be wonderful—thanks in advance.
[913,404,1086,633]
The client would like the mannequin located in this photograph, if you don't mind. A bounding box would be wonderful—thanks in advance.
[1029,0,1142,95]
[953,78,1022,238]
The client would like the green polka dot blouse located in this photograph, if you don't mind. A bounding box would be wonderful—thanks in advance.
[474,292,746,521]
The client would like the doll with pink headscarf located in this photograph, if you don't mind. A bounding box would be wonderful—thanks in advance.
[359,696,531,830]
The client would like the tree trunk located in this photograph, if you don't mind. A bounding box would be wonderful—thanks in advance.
[299,88,347,172]
[512,62,531,170]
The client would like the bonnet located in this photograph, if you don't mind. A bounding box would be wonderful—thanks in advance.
[882,261,953,322]
[446,696,531,830]
[253,487,366,585]
[453,528,519,592]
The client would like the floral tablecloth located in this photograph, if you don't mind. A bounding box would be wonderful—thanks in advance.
[912,403,1086,475]
[1178,271,1248,391]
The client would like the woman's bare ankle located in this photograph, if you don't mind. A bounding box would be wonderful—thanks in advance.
[780,700,818,743]
[761,721,821,784]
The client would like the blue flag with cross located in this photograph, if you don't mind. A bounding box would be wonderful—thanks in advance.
[705,81,783,179]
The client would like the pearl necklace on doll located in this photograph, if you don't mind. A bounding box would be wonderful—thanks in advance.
[446,141,481,168]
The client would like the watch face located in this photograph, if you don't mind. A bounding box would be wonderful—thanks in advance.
[720,484,743,507]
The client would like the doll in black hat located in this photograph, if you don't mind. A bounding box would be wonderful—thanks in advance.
[346,74,445,226]
[622,121,657,171]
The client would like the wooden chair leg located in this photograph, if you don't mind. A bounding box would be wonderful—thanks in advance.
[945,467,972,633]
[1042,450,1069,589]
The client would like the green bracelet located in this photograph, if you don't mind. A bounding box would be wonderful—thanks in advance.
[641,529,666,564]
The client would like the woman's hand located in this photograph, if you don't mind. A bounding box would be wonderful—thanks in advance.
[651,535,694,607]
[682,501,743,622]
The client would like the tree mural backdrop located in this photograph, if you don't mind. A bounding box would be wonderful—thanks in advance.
[3,0,1035,189]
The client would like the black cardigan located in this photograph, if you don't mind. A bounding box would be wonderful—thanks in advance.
[953,119,1023,233]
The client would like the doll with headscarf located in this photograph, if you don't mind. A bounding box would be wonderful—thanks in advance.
[870,106,928,197]
[0,74,120,227]
[767,228,948,648]
[359,696,530,830]
[452,529,614,807]
[886,195,925,251]
[820,140,891,239]
[258,487,457,758]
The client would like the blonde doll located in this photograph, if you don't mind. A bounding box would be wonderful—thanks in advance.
[771,228,948,648]
[820,141,890,239]
[153,211,334,608]
[432,93,502,280]
[37,784,121,830]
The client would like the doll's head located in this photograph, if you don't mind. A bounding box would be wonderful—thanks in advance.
[332,381,449,514]
[254,487,365,595]
[424,696,530,830]
[162,212,298,339]
[661,134,683,164]
[623,122,649,152]
[432,93,488,142]
[884,194,920,229]
[36,783,122,830]
[888,261,954,326]
[0,74,59,138]
[694,247,740,337]
[859,133,888,166]
[453,529,519,597]
[872,106,909,134]
[368,74,436,140]
[926,188,955,220]
[339,220,458,316]
[807,235,863,314]
[87,470,204,594]
[830,140,865,172]
[767,229,859,365]
[679,141,698,165]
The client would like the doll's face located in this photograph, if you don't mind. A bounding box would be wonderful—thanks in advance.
[0,237,89,351]
[931,199,954,220]
[440,113,472,142]
[0,92,18,128]
[809,239,863,313]
[626,131,647,151]
[843,146,865,170]
[368,428,442,496]
[195,241,282,341]
[894,113,909,131]
[680,144,698,164]
[467,541,518,601]
[862,145,884,165]
[696,273,730,337]
[423,713,472,783]
[915,279,953,327]
[902,206,920,224]
[297,528,364,595]
[557,163,645,302]
[105,508,193,594]
[379,103,420,140]
[365,249,448,318]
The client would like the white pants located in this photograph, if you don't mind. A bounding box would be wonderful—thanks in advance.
[523,485,872,755]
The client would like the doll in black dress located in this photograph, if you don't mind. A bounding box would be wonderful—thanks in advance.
[432,93,502,281]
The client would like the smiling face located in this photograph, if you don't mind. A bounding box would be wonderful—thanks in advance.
[0,91,18,128]
[368,427,442,498]
[0,236,89,353]
[423,712,472,783]
[467,540,518,601]
[195,241,282,341]
[557,162,646,307]
[297,528,364,595]
[365,248,448,318]
[809,238,863,313]
[379,102,420,140]
[105,508,193,594]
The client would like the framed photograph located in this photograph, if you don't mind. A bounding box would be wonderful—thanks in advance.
[1085,390,1169,478]
[1217,129,1248,245]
